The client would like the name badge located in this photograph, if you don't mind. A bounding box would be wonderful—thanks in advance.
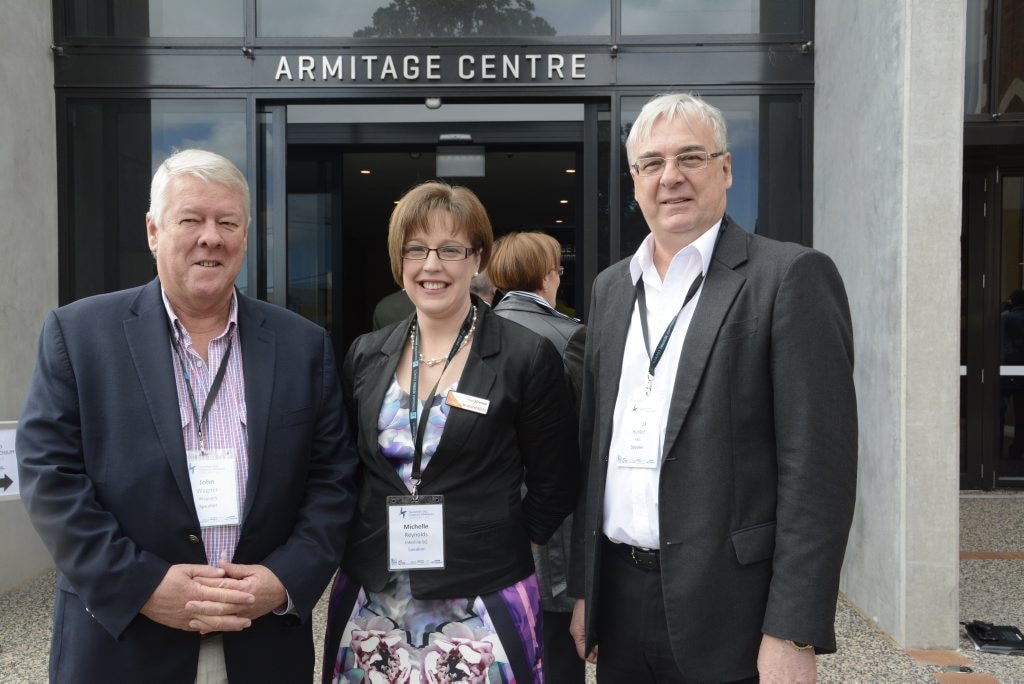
[387,495,446,570]
[445,391,490,415]
[612,391,662,469]
[186,449,241,527]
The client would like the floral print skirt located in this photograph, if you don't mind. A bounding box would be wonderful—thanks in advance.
[325,571,543,683]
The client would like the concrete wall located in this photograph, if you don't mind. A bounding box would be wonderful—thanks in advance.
[0,0,57,593]
[814,1,964,648]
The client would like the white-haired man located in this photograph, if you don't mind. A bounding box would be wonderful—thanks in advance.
[569,94,857,682]
[18,149,359,682]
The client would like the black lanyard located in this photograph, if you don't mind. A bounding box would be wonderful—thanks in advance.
[636,272,704,391]
[170,328,233,455]
[408,305,475,496]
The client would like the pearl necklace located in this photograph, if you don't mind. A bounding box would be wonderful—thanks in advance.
[410,307,478,367]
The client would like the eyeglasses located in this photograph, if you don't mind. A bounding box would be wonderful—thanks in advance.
[401,244,477,261]
[631,150,726,177]
[553,266,565,276]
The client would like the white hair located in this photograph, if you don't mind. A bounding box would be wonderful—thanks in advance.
[626,93,728,164]
[149,149,250,229]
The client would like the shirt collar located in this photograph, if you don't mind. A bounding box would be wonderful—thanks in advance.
[162,288,239,342]
[505,290,554,311]
[628,217,723,286]
[504,290,581,322]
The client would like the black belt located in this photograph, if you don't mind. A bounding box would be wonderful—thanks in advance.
[606,536,660,571]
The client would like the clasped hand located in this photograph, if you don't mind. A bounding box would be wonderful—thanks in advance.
[140,560,287,634]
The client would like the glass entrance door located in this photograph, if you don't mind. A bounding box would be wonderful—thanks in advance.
[996,172,1024,485]
[258,101,600,362]
[962,159,1024,489]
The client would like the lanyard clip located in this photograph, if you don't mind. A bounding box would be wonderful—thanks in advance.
[645,373,655,396]
[410,478,421,500]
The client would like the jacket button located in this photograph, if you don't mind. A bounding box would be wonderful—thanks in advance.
[188,534,202,544]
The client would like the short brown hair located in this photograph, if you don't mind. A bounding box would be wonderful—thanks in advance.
[488,231,561,294]
[387,181,494,286]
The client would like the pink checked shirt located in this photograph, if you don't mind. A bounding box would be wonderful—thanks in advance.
[164,290,249,567]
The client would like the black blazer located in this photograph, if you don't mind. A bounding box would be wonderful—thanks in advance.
[16,278,360,683]
[341,298,579,599]
[570,218,858,681]
[492,294,586,413]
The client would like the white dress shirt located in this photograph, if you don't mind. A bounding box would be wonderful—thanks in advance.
[602,221,722,549]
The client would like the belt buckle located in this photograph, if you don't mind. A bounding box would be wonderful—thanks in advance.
[630,545,658,571]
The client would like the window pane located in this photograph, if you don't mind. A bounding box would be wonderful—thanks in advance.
[622,0,802,36]
[257,0,609,38]
[618,94,804,259]
[66,99,247,301]
[965,0,991,115]
[66,0,242,37]
[996,0,1024,115]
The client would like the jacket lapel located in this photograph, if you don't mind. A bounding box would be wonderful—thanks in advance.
[122,279,199,525]
[238,295,274,521]
[596,264,636,463]
[361,321,413,492]
[662,219,749,456]
[419,302,498,486]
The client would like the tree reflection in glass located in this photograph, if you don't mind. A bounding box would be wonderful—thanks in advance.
[354,0,556,37]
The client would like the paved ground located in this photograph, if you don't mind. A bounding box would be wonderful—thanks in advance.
[3,492,1024,682]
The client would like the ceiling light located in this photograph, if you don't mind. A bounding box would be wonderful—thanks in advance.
[565,169,576,174]
[559,199,569,204]
[555,219,563,224]
[360,169,371,175]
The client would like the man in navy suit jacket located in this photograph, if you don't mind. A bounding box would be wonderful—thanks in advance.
[17,149,359,682]
[569,94,857,682]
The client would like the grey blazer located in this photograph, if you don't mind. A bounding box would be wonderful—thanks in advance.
[493,293,586,612]
[569,217,858,681]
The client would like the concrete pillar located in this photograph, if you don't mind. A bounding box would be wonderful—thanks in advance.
[814,1,965,648]
[0,0,57,593]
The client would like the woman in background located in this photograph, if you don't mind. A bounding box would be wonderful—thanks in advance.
[324,183,578,684]
[489,231,586,684]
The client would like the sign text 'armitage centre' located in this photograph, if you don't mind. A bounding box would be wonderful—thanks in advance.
[273,52,587,83]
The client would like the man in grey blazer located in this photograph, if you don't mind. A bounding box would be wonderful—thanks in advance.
[17,149,360,682]
[569,94,857,682]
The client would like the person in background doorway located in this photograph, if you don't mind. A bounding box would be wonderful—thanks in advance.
[16,149,360,682]
[324,180,578,683]
[372,289,415,330]
[569,93,858,682]
[470,269,497,306]
[489,230,586,683]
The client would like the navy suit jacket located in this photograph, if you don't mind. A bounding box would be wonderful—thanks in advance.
[17,278,360,683]
[570,218,858,681]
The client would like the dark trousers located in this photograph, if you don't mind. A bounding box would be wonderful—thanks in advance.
[543,610,586,684]
[595,539,757,684]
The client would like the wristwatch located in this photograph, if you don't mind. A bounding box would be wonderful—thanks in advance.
[786,640,813,651]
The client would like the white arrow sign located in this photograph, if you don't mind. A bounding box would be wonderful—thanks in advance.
[0,421,19,500]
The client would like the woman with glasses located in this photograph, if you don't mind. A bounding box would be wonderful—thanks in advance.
[324,181,578,684]
[488,231,586,684]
